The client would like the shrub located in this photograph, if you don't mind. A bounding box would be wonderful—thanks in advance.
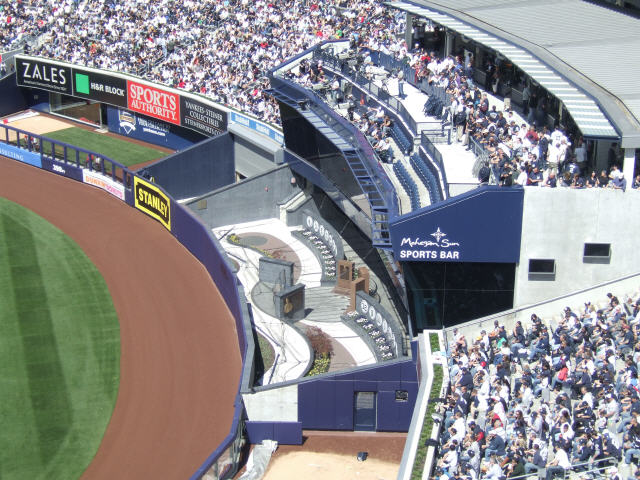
[307,326,333,356]
[307,352,331,376]
[411,356,444,479]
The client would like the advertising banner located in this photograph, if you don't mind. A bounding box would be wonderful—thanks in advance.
[106,106,198,150]
[390,187,524,263]
[0,142,42,168]
[15,57,73,95]
[41,157,83,181]
[83,170,126,200]
[14,56,230,137]
[180,97,227,136]
[127,80,180,125]
[133,176,171,230]
[230,112,283,144]
[72,67,127,107]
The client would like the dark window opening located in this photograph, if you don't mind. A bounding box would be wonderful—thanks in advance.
[583,243,611,264]
[528,259,556,281]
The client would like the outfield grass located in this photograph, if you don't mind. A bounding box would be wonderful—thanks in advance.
[0,198,120,480]
[42,127,168,168]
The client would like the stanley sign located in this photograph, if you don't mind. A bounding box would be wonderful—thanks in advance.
[133,177,171,231]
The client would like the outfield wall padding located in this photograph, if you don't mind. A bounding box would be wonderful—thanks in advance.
[106,105,206,150]
[143,133,236,200]
[0,74,30,117]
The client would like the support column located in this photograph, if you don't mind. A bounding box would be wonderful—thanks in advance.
[623,147,636,185]
[444,31,454,57]
[405,13,414,48]
[594,140,611,174]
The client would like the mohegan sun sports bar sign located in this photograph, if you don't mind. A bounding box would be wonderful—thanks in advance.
[390,187,524,263]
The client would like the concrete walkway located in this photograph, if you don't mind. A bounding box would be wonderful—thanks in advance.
[214,218,377,383]
[223,242,311,384]
[384,75,529,191]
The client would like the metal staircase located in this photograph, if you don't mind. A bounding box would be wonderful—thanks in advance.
[267,85,392,248]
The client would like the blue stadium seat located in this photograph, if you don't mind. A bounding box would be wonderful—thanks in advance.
[393,161,421,210]
[410,154,443,205]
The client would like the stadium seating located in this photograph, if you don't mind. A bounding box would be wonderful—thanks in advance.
[391,124,413,156]
[393,161,421,211]
[410,154,443,204]
[439,290,640,480]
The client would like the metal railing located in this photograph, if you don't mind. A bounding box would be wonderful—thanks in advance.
[506,457,617,480]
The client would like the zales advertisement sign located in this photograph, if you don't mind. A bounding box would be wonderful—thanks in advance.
[398,228,460,260]
[16,57,73,94]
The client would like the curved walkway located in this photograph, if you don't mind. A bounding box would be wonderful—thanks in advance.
[215,218,376,383]
[0,157,241,479]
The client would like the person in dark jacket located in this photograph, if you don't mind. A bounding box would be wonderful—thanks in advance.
[483,432,506,459]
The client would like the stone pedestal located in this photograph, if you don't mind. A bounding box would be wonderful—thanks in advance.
[274,284,305,322]
[335,260,354,294]
[350,278,367,311]
[259,257,294,287]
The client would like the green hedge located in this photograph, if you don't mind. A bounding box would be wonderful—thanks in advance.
[429,332,440,352]
[411,333,445,480]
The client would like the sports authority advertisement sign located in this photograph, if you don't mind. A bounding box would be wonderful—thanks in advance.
[15,57,73,95]
[133,176,171,230]
[389,187,524,263]
[83,170,125,200]
[127,80,180,125]
[72,67,127,107]
[180,97,227,136]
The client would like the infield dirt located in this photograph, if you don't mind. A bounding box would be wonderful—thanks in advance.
[0,157,242,479]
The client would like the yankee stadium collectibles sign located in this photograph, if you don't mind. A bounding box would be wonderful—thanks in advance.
[389,187,524,263]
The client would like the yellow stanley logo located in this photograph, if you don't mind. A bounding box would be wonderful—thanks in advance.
[133,176,171,230]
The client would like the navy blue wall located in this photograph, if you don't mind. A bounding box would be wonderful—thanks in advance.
[297,360,418,431]
[106,105,205,150]
[0,74,31,116]
[245,421,303,445]
[144,133,235,200]
[390,186,524,263]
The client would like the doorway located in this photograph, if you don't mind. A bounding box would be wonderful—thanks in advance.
[353,391,376,431]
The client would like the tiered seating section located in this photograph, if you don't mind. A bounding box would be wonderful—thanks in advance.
[436,289,640,480]
[393,161,421,211]
[391,123,412,156]
[410,153,444,205]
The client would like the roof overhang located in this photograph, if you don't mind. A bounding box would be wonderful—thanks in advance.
[387,0,640,147]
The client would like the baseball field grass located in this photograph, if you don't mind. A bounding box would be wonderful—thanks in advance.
[42,126,168,167]
[0,197,120,479]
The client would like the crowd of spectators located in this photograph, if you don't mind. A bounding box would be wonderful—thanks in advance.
[0,0,406,125]
[436,291,640,480]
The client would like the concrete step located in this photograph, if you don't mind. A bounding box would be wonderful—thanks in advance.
[304,286,350,323]
[280,190,307,223]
